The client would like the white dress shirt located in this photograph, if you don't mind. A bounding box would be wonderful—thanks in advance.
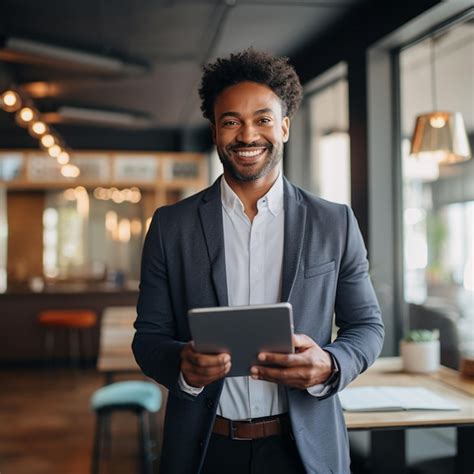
[179,172,331,419]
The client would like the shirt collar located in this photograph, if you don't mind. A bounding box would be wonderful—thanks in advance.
[220,171,284,217]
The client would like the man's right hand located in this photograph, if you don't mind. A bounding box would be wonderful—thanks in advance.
[180,342,231,388]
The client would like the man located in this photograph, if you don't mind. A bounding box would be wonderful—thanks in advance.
[133,49,384,474]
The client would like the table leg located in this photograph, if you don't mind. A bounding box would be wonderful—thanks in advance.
[456,426,474,474]
[370,429,406,474]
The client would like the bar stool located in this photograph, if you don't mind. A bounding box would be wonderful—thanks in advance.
[90,381,162,474]
[37,309,97,367]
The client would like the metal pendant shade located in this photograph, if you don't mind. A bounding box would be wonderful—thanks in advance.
[410,111,472,164]
[410,35,472,165]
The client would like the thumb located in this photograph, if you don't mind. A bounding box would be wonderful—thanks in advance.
[292,333,315,349]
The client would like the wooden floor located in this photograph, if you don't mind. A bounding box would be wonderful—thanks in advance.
[0,368,166,474]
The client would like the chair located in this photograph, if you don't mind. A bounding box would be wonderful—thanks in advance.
[37,309,97,367]
[90,381,162,474]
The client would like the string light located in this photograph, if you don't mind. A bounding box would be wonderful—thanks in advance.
[15,106,37,127]
[48,144,62,158]
[0,90,22,112]
[57,151,70,165]
[61,164,80,178]
[1,87,80,175]
[93,186,142,203]
[40,134,55,148]
[29,121,48,137]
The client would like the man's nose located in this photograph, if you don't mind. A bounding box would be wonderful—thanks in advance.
[236,123,260,144]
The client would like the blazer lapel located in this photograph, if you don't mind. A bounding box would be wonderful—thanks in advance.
[281,178,307,303]
[198,178,229,307]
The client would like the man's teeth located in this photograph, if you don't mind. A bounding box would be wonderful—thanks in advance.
[236,149,265,157]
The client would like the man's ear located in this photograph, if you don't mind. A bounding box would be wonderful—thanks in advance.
[282,117,290,143]
[210,123,216,144]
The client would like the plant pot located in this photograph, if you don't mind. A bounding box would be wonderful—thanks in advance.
[400,340,440,373]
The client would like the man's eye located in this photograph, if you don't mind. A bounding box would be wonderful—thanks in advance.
[258,117,272,125]
[223,120,238,127]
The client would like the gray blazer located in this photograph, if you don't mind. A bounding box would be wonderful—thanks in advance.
[133,177,384,474]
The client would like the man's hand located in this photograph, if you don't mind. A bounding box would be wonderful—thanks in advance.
[250,334,332,389]
[180,342,231,388]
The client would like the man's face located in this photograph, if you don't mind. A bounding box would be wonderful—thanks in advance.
[212,81,290,184]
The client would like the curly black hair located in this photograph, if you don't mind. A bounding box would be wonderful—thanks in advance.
[199,48,303,123]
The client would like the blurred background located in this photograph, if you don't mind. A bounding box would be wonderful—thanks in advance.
[0,1,473,473]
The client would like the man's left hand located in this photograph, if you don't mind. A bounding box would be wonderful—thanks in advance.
[250,334,332,389]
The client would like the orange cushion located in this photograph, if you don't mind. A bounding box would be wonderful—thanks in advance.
[38,310,97,328]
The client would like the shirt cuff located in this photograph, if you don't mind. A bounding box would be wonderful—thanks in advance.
[306,353,340,397]
[178,371,204,397]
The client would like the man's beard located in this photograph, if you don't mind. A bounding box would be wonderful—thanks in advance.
[217,141,283,182]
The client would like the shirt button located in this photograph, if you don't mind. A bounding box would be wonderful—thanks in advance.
[206,398,214,409]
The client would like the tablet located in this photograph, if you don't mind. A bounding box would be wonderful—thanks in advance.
[188,302,294,377]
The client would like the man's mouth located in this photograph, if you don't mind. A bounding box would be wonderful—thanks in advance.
[230,147,268,160]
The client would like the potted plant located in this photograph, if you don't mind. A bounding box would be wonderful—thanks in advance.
[400,329,440,373]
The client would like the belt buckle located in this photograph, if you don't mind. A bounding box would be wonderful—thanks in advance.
[229,419,252,441]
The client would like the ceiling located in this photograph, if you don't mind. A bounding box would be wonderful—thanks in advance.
[0,0,365,140]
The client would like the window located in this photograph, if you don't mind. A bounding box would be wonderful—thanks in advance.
[399,18,474,359]
[307,68,350,205]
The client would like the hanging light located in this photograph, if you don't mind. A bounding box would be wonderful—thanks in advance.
[47,144,62,158]
[410,37,471,164]
[61,163,80,178]
[57,150,70,165]
[29,120,48,137]
[15,106,38,127]
[40,133,56,148]
[0,90,22,112]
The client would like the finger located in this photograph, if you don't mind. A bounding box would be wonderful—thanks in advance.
[257,351,304,367]
[185,361,231,385]
[252,366,310,388]
[184,359,231,377]
[187,351,230,367]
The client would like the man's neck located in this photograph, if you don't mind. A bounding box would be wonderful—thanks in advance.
[223,167,280,222]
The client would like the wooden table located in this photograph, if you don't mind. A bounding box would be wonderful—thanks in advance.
[346,357,474,473]
[97,306,140,384]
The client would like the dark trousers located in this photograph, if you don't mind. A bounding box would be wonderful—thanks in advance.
[201,432,306,474]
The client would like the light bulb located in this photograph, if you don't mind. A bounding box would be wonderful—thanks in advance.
[1,90,22,111]
[61,164,80,178]
[30,121,48,136]
[21,108,33,121]
[429,115,446,129]
[48,145,62,157]
[57,151,70,165]
[41,134,55,148]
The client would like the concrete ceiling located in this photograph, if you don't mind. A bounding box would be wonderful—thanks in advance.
[0,0,364,135]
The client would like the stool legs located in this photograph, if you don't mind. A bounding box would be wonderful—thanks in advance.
[138,410,153,474]
[69,328,81,368]
[43,329,55,366]
[92,409,156,474]
[91,412,107,474]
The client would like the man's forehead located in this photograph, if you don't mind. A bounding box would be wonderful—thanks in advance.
[214,81,284,115]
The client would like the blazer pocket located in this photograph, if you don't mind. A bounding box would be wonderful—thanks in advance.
[304,260,336,278]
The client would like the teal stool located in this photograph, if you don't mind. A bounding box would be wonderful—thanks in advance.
[91,381,162,474]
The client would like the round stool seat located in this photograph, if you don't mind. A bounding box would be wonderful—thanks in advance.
[91,381,162,413]
[38,310,97,328]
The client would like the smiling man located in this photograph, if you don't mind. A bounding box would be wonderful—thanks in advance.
[133,49,384,474]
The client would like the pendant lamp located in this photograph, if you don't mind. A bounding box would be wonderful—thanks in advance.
[410,37,471,164]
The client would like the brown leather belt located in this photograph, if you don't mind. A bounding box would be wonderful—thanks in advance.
[213,414,291,440]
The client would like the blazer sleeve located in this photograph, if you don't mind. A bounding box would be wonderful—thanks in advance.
[322,205,384,395]
[132,208,194,400]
